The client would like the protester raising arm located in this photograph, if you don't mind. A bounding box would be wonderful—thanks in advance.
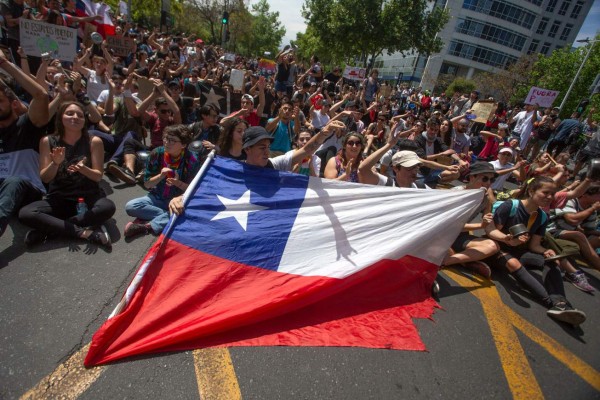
[359,121,402,185]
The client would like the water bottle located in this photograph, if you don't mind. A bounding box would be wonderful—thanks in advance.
[76,197,88,216]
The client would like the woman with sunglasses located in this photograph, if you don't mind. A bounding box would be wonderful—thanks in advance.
[123,125,200,239]
[485,176,587,326]
[19,102,115,248]
[324,132,365,182]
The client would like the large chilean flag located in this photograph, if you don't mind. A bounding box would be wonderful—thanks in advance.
[85,156,483,366]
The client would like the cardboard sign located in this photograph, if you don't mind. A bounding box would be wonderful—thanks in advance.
[107,35,136,57]
[229,69,244,91]
[136,78,154,100]
[471,100,497,124]
[19,19,77,62]
[343,66,366,81]
[525,86,560,108]
[258,59,276,76]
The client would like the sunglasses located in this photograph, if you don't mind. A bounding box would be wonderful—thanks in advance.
[346,140,362,147]
[479,176,496,183]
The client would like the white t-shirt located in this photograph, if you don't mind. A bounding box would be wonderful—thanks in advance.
[86,70,110,103]
[490,159,514,191]
[311,110,330,130]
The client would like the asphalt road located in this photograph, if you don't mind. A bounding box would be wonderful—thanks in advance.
[1,176,599,399]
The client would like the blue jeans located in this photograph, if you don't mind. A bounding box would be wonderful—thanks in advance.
[125,193,171,234]
[0,177,43,235]
[90,130,138,164]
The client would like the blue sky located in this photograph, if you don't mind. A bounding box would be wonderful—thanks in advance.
[254,0,600,49]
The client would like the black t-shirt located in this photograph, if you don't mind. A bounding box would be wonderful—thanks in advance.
[0,114,46,154]
[493,200,547,238]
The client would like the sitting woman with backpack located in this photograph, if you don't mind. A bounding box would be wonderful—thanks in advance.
[485,176,586,327]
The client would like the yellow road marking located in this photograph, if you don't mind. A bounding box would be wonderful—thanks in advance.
[443,268,544,399]
[19,343,106,400]
[193,348,242,400]
[506,307,600,391]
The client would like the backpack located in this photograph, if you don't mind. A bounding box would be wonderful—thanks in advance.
[491,199,547,225]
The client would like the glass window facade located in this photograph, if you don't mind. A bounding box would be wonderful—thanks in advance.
[570,1,584,18]
[546,0,558,12]
[455,18,528,50]
[536,17,549,34]
[558,0,571,15]
[560,23,573,40]
[528,39,540,54]
[540,42,551,55]
[548,21,561,38]
[448,40,518,68]
[462,0,537,29]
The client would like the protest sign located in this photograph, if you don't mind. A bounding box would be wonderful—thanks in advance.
[229,69,245,91]
[20,19,77,62]
[525,87,560,108]
[224,53,236,63]
[107,35,136,57]
[258,59,276,76]
[343,66,366,81]
[136,78,154,100]
[471,100,497,124]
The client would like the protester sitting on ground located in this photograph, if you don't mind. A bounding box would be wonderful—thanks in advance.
[324,132,365,182]
[489,147,527,193]
[74,44,114,104]
[111,80,182,184]
[450,113,472,156]
[124,124,200,239]
[438,117,454,147]
[308,99,331,132]
[292,130,321,177]
[441,162,499,278]
[217,117,249,161]
[364,112,389,156]
[485,176,586,326]
[220,77,266,127]
[413,117,465,187]
[168,120,347,215]
[478,123,510,161]
[19,102,115,248]
[547,184,600,272]
[188,104,221,154]
[0,53,50,238]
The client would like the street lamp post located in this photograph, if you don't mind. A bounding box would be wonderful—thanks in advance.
[558,38,599,113]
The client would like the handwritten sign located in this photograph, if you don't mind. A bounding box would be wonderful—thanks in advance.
[229,69,244,91]
[107,35,136,57]
[343,66,366,81]
[20,19,77,62]
[525,86,560,108]
[471,100,497,124]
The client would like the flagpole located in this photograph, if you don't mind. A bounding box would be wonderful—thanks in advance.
[109,150,217,318]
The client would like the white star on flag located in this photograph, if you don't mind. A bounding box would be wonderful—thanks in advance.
[211,190,268,231]
[203,87,224,110]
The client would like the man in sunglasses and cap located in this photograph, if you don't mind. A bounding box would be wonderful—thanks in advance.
[441,162,500,278]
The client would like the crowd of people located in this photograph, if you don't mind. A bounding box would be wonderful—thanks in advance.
[1,5,599,328]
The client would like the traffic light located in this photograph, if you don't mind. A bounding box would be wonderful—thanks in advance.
[222,11,229,25]
[576,98,590,114]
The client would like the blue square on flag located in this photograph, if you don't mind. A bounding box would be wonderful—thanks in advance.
[170,157,309,271]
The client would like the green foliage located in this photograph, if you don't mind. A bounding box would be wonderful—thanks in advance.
[245,0,285,56]
[445,77,476,98]
[302,0,449,66]
[523,36,600,119]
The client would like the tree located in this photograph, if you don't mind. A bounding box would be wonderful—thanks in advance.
[522,37,600,119]
[302,0,449,69]
[235,0,285,57]
[445,77,476,98]
[471,54,538,104]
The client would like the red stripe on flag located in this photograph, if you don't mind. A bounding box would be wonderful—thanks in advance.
[85,238,438,366]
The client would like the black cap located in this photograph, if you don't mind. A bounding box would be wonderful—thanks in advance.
[168,80,180,87]
[467,161,498,177]
[243,126,273,149]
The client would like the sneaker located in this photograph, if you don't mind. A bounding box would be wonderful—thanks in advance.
[24,229,47,246]
[565,271,595,293]
[108,164,136,185]
[464,261,492,279]
[124,221,150,238]
[547,301,587,327]
[87,226,112,249]
[432,280,440,296]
